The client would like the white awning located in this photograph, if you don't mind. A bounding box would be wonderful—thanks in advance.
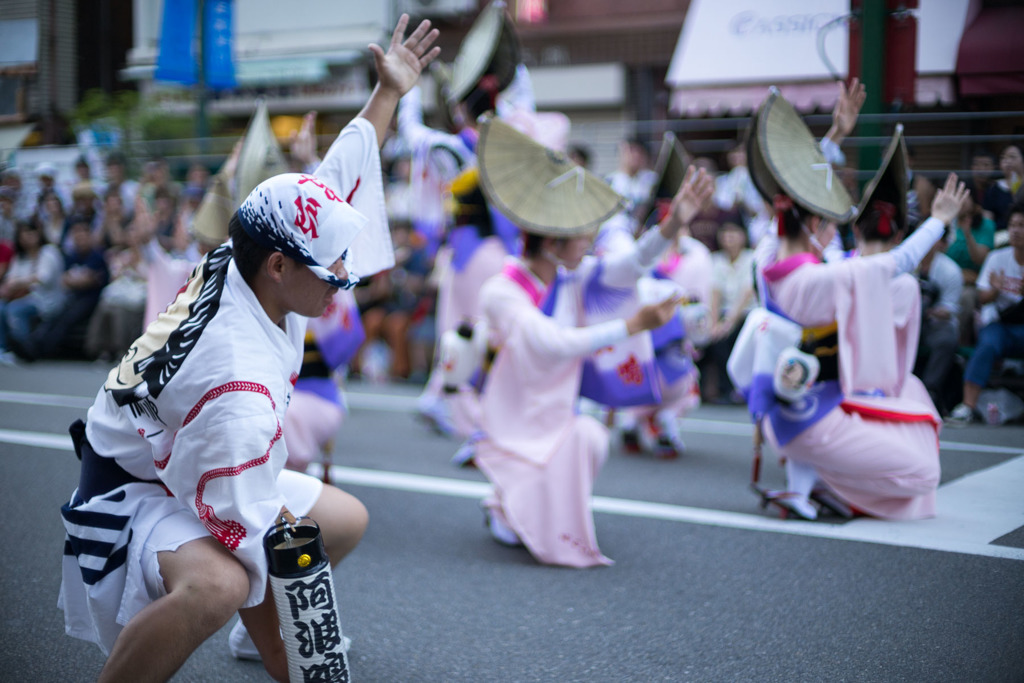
[666,0,971,115]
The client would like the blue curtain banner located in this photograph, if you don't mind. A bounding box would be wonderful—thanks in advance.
[203,0,237,90]
[154,0,199,85]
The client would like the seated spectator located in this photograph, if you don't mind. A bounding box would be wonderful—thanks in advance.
[1,167,34,220]
[353,221,433,381]
[23,215,109,360]
[969,149,1012,232]
[34,163,67,211]
[0,186,16,244]
[104,150,139,213]
[0,219,65,363]
[714,141,769,233]
[94,190,130,251]
[606,137,658,226]
[0,233,12,283]
[914,227,964,414]
[946,191,996,345]
[997,145,1024,202]
[85,219,149,361]
[990,145,1024,244]
[703,221,754,403]
[152,186,185,254]
[948,204,1024,425]
[36,189,67,246]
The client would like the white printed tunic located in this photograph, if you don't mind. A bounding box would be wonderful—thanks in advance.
[59,118,382,653]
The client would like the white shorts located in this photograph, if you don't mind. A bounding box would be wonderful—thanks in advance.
[141,469,323,600]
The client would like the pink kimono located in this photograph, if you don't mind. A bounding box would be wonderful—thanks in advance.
[474,259,637,567]
[761,250,941,519]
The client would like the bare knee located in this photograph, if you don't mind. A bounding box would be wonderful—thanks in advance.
[160,538,250,631]
[308,485,369,563]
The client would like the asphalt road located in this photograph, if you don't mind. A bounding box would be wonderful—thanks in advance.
[1,360,1023,683]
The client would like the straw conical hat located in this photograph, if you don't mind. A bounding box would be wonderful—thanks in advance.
[447,1,521,107]
[190,172,233,246]
[235,99,289,203]
[477,116,623,237]
[430,61,458,132]
[748,87,855,223]
[651,131,693,202]
[856,123,908,230]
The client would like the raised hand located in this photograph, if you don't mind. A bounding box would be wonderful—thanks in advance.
[626,296,682,336]
[221,139,244,180]
[667,166,715,230]
[289,111,320,169]
[369,14,441,99]
[930,173,970,226]
[828,77,866,144]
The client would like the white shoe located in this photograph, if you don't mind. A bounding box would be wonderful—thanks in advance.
[417,396,455,436]
[229,620,351,661]
[654,410,686,455]
[451,438,477,467]
[946,402,978,427]
[482,506,522,547]
[228,620,262,661]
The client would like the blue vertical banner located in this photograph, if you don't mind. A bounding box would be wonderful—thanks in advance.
[154,0,199,85]
[203,0,237,90]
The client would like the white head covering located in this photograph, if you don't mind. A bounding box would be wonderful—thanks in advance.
[237,173,367,289]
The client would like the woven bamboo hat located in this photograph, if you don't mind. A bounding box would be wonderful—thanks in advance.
[651,131,693,202]
[429,61,459,132]
[190,172,233,246]
[447,1,521,107]
[477,116,623,237]
[747,87,855,223]
[234,99,289,203]
[856,123,908,230]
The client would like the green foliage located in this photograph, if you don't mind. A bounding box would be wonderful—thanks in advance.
[71,89,140,134]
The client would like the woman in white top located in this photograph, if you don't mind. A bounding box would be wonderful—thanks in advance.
[0,218,65,361]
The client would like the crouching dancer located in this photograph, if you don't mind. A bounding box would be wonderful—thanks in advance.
[468,118,714,566]
[57,15,440,683]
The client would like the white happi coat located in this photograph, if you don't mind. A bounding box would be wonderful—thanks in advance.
[59,119,384,653]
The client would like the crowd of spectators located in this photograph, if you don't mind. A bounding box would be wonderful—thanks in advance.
[1,139,1022,423]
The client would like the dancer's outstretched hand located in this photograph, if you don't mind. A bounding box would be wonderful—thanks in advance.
[930,173,970,226]
[369,14,441,98]
[662,166,714,238]
[626,296,681,336]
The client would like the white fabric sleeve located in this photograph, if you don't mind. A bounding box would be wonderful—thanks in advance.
[519,312,630,360]
[159,396,290,608]
[314,118,393,278]
[888,216,946,275]
[485,282,630,360]
[635,227,673,268]
[586,228,672,290]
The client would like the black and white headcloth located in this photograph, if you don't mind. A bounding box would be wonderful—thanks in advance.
[238,173,368,289]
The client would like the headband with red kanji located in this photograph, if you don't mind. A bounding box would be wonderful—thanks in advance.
[237,173,368,289]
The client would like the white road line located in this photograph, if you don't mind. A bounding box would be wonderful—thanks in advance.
[0,429,72,450]
[4,426,1020,561]
[1,389,1020,455]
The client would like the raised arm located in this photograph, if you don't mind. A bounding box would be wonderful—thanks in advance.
[359,14,441,147]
